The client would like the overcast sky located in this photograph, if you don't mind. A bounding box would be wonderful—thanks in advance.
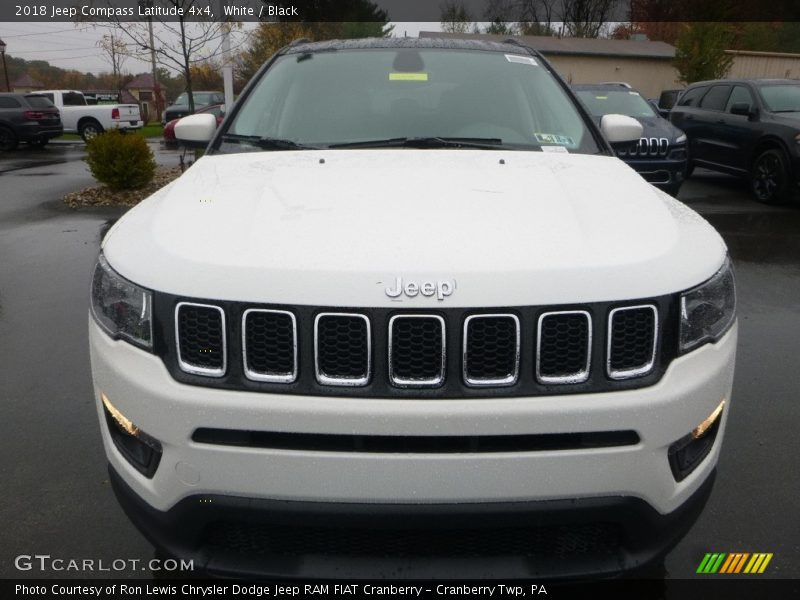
[0,21,439,76]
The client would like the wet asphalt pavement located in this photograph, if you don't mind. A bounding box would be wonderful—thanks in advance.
[0,143,799,581]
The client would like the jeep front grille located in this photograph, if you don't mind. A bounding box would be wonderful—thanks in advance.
[314,313,371,386]
[166,299,668,397]
[616,137,669,158]
[175,302,226,377]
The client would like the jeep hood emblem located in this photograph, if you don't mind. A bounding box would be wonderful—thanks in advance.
[385,277,455,301]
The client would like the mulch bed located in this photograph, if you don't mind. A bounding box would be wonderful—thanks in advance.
[63,166,183,209]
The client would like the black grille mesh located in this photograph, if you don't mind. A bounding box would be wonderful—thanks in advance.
[177,304,224,371]
[316,315,369,380]
[204,520,621,559]
[390,317,444,383]
[465,316,518,382]
[609,307,656,374]
[244,311,295,377]
[538,313,590,379]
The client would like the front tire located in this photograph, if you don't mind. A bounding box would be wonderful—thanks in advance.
[0,126,18,152]
[79,120,103,142]
[750,149,791,204]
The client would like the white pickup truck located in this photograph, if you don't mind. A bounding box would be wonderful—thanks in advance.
[38,90,143,142]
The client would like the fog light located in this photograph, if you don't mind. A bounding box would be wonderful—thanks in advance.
[101,392,162,478]
[668,400,725,482]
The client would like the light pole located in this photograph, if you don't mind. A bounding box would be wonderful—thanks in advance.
[0,38,10,92]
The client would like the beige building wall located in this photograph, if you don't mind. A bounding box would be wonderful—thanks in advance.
[544,55,682,97]
[727,51,800,80]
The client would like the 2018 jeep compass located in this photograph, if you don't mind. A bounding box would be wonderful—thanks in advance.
[89,38,737,579]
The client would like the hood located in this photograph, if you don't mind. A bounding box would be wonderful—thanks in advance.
[103,149,726,307]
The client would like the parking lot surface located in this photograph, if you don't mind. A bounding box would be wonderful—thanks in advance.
[1,144,798,580]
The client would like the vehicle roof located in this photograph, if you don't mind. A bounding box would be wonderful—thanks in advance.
[687,78,799,87]
[284,36,536,56]
[572,83,644,93]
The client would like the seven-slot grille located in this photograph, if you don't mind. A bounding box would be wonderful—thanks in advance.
[173,302,662,390]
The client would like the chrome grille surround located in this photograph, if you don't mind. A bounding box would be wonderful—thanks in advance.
[462,314,521,387]
[175,302,227,378]
[388,314,446,388]
[536,310,592,385]
[314,312,372,387]
[242,309,298,383]
[606,304,659,380]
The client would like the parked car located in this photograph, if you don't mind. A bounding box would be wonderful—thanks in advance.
[162,91,224,125]
[163,103,224,147]
[90,37,736,579]
[0,92,63,151]
[670,78,800,204]
[573,83,688,196]
[657,89,683,117]
[38,90,143,142]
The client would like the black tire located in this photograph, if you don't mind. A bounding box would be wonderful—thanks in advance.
[750,148,791,204]
[79,119,103,142]
[0,126,18,152]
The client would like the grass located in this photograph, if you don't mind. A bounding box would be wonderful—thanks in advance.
[54,123,163,142]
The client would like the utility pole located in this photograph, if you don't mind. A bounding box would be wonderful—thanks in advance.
[219,0,234,111]
[0,38,10,92]
[148,18,162,121]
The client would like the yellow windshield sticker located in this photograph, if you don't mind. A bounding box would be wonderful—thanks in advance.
[595,95,608,100]
[389,73,428,81]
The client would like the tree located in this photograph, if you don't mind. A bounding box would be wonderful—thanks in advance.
[674,23,734,84]
[237,1,392,87]
[560,0,616,38]
[440,1,473,34]
[88,1,242,112]
[482,0,518,35]
[97,34,129,96]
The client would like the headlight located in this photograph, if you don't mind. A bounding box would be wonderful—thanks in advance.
[675,133,687,144]
[679,256,736,353]
[90,254,153,350]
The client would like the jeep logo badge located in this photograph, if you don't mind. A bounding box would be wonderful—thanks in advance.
[385,277,455,301]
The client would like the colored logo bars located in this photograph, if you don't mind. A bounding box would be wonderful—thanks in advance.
[697,553,773,574]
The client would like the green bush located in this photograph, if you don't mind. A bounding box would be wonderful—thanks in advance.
[85,130,157,191]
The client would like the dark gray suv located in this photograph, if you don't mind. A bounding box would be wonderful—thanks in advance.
[669,79,800,204]
[0,93,62,151]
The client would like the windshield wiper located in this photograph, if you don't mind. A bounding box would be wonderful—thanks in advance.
[328,136,505,150]
[221,134,317,150]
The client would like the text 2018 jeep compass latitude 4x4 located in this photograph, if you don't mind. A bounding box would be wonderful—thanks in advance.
[89,38,737,579]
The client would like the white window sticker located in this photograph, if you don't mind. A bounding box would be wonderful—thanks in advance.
[505,54,538,66]
[541,145,569,153]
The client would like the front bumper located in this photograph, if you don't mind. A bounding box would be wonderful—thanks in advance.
[90,319,736,576]
[623,158,686,191]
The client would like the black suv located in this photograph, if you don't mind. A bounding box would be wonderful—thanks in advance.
[669,79,800,203]
[0,93,62,151]
[574,83,688,196]
[162,90,225,125]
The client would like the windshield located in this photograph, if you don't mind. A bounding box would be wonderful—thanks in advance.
[759,84,800,113]
[223,48,601,154]
[575,89,657,119]
[174,92,215,106]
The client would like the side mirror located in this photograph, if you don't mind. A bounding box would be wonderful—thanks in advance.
[600,114,643,143]
[174,113,217,147]
[730,103,754,117]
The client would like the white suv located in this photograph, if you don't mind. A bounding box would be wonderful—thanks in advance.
[89,38,737,578]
